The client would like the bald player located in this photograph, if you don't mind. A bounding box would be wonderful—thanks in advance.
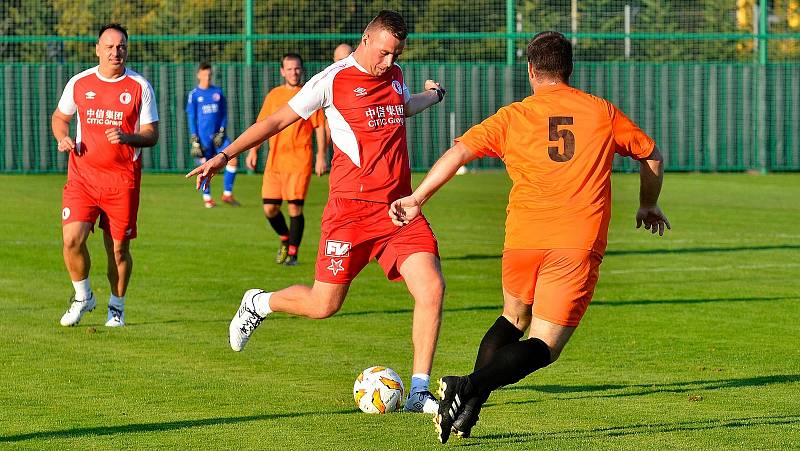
[333,43,353,62]
[325,43,355,153]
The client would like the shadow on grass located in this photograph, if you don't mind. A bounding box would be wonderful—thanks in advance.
[0,408,355,443]
[464,414,800,445]
[337,304,499,317]
[605,244,800,257]
[336,295,796,318]
[593,295,798,307]
[441,244,800,261]
[508,374,800,401]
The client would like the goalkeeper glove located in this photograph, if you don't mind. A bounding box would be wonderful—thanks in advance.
[190,135,204,158]
[212,128,226,149]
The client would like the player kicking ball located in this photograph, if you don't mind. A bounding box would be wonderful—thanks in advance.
[389,31,670,442]
[188,10,448,414]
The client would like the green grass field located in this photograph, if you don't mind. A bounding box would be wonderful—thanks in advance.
[1,172,799,450]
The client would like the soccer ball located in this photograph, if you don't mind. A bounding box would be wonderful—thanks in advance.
[353,366,405,414]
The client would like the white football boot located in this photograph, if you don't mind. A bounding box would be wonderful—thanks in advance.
[404,389,440,414]
[229,289,267,351]
[105,305,125,327]
[60,293,97,326]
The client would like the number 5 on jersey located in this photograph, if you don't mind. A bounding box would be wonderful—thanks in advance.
[548,116,575,162]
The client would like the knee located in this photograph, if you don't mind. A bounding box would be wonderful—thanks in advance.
[263,204,280,218]
[416,276,445,309]
[287,204,303,216]
[110,246,131,264]
[308,300,341,319]
[63,235,84,252]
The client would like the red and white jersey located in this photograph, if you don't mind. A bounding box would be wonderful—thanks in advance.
[288,55,412,203]
[58,66,158,188]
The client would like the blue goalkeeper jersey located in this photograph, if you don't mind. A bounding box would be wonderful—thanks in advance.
[186,85,228,148]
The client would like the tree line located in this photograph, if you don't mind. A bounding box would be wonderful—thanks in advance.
[2,0,799,63]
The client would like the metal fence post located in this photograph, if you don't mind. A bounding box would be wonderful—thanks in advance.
[506,0,515,65]
[245,0,253,66]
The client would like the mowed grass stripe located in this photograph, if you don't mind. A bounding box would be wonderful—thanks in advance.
[0,172,798,450]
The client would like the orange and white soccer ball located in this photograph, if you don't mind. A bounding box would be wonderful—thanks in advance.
[353,366,405,414]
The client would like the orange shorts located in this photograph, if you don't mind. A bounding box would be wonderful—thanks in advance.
[261,170,311,201]
[502,249,603,327]
[62,180,140,241]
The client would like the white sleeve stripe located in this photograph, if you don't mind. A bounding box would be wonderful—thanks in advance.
[57,67,96,116]
[129,70,159,125]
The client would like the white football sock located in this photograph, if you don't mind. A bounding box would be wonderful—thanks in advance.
[253,291,273,317]
[225,165,237,173]
[411,373,430,393]
[203,193,212,201]
[109,294,125,311]
[72,278,92,301]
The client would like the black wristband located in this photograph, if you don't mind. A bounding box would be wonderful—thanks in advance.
[218,152,230,164]
[429,87,444,102]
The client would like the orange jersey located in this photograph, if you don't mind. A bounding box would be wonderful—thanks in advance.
[255,85,324,172]
[458,83,654,255]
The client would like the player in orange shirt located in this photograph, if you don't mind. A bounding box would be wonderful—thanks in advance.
[389,31,671,443]
[246,53,326,266]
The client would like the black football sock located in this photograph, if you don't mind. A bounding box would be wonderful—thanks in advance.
[267,211,289,239]
[288,214,305,253]
[466,316,526,411]
[475,316,525,370]
[467,337,552,394]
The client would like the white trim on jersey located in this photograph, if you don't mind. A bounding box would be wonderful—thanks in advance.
[288,56,362,167]
[56,66,158,125]
[57,67,96,116]
[127,69,159,125]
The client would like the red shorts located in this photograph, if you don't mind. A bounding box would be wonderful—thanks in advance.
[315,198,439,284]
[61,180,140,241]
[502,249,603,327]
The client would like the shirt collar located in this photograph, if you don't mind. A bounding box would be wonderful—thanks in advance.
[532,82,570,96]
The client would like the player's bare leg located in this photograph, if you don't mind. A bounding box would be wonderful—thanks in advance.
[399,252,444,413]
[229,281,349,351]
[103,233,132,298]
[62,221,93,282]
[60,221,97,326]
[102,233,132,327]
[269,281,349,318]
[528,316,575,362]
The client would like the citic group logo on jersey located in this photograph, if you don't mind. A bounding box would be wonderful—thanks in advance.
[364,104,404,128]
[85,108,123,126]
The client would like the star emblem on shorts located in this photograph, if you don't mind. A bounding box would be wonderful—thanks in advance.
[327,258,345,276]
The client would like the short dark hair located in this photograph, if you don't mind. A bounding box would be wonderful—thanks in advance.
[365,10,408,41]
[98,23,128,42]
[198,62,212,71]
[281,53,304,67]
[526,31,573,82]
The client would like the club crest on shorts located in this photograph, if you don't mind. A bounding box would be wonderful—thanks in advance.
[327,258,345,276]
[61,207,71,220]
[325,240,351,257]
